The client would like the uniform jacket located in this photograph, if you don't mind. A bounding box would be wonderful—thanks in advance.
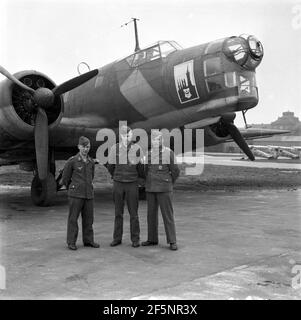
[62,153,95,199]
[145,146,180,192]
[107,142,144,183]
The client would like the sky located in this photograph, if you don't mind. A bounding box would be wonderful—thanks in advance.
[0,0,300,127]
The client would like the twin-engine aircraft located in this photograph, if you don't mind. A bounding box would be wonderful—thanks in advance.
[249,145,301,159]
[0,33,266,206]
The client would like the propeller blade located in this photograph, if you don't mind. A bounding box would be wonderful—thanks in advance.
[52,69,98,96]
[0,65,35,93]
[35,108,49,180]
[226,123,255,161]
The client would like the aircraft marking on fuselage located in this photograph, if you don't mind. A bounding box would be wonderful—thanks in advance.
[120,69,176,118]
[174,60,199,104]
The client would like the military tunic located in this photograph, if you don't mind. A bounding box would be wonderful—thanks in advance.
[62,153,95,245]
[107,142,144,243]
[145,146,180,244]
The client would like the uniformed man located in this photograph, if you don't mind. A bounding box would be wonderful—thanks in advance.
[142,130,180,250]
[62,136,99,250]
[107,125,144,248]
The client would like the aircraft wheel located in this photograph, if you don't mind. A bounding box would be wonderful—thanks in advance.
[31,173,57,206]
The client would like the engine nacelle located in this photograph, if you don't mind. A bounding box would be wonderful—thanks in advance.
[203,120,232,147]
[0,70,63,148]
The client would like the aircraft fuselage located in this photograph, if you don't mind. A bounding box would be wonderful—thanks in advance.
[0,36,263,153]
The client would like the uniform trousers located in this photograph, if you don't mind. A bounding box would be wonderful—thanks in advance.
[113,181,140,243]
[146,191,176,244]
[67,197,94,245]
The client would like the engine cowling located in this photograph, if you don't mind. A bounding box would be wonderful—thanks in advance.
[0,70,63,147]
[202,120,231,147]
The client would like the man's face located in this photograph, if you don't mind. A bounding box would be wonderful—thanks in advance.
[78,143,90,157]
[121,130,133,145]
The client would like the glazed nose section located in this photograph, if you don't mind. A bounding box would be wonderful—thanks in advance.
[223,35,264,70]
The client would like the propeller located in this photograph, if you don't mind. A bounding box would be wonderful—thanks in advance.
[0,65,98,180]
[220,113,255,161]
[35,108,49,179]
[0,66,35,93]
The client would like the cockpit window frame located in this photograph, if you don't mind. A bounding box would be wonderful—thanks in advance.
[222,36,249,66]
[125,41,181,68]
[204,55,225,93]
[204,57,222,77]
[131,45,161,67]
[160,41,179,58]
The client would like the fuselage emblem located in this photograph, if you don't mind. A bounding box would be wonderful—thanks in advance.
[174,60,199,104]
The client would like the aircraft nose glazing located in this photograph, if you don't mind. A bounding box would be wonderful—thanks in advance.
[223,35,263,70]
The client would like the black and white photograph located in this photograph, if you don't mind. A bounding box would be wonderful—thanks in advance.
[0,0,300,305]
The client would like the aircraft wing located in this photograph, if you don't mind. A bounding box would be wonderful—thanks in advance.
[230,128,290,141]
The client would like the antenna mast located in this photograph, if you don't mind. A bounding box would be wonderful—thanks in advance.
[121,17,141,52]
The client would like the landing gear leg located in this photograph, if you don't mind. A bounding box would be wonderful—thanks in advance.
[55,169,64,191]
[49,152,63,191]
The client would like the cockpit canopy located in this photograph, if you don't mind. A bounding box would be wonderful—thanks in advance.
[126,40,182,67]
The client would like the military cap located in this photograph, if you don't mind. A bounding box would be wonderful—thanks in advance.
[78,136,90,146]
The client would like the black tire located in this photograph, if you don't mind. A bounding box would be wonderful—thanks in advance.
[31,173,57,206]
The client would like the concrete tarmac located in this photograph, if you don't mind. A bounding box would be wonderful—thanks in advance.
[0,184,300,300]
[193,153,301,170]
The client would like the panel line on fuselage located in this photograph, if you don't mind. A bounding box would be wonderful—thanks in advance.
[120,69,176,118]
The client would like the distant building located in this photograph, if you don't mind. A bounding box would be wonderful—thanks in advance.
[250,111,301,135]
